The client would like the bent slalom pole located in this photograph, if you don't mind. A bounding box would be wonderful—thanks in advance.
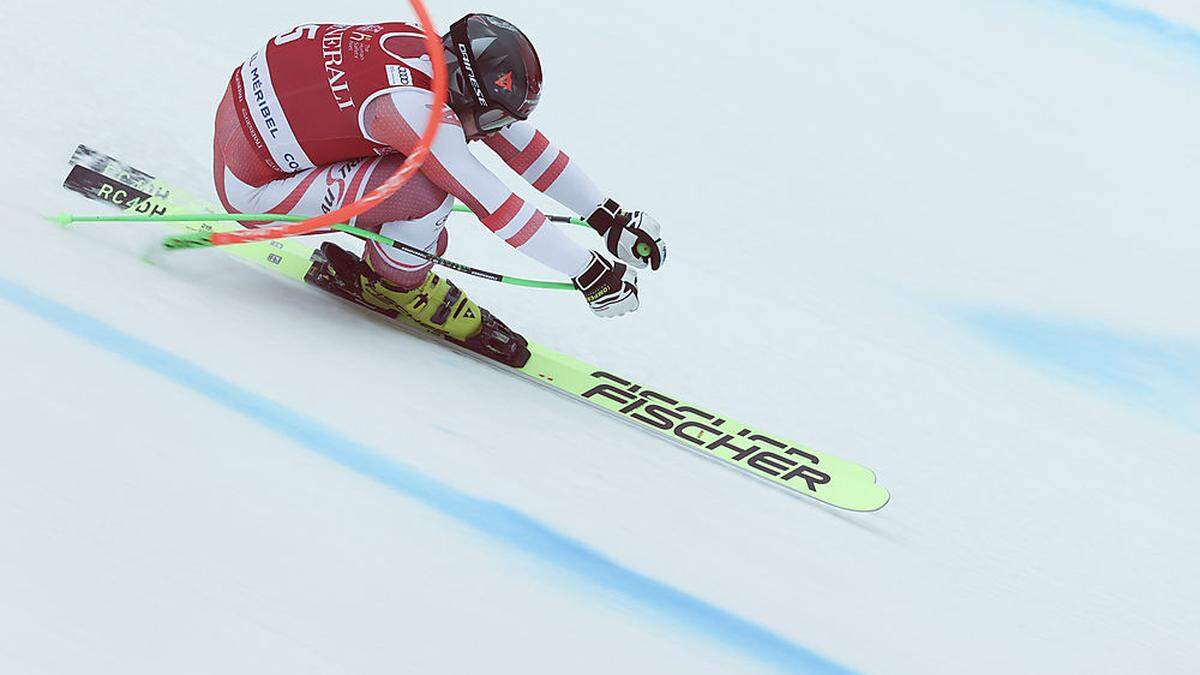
[52,212,576,291]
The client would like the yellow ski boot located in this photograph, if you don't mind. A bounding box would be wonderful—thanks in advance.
[311,243,531,368]
[359,259,483,342]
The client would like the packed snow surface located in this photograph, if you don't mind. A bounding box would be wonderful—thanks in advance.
[2,0,1197,673]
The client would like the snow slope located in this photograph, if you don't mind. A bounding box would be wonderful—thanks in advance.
[2,0,1198,673]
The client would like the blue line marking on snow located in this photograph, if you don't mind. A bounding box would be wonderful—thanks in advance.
[960,309,1200,432]
[0,275,853,675]
[1038,0,1200,50]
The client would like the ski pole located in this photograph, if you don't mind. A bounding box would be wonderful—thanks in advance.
[53,205,592,228]
[336,222,576,290]
[56,208,652,258]
[51,212,577,291]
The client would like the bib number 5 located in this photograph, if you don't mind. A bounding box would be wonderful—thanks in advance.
[274,25,320,46]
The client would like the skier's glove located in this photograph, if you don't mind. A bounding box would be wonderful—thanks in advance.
[573,252,639,318]
[586,199,667,271]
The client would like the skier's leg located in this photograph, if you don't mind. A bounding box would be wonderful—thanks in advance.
[213,92,487,342]
[366,214,451,288]
[213,152,482,341]
[348,155,454,290]
[343,156,484,340]
[216,86,449,257]
[213,81,383,226]
[213,82,292,215]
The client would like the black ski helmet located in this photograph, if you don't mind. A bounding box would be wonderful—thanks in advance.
[443,14,543,139]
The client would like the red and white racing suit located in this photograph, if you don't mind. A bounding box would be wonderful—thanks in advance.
[213,22,605,289]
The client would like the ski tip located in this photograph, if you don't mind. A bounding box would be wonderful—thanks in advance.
[815,462,891,513]
[47,213,74,227]
[865,486,892,512]
[834,491,891,513]
[848,469,891,512]
[863,466,890,506]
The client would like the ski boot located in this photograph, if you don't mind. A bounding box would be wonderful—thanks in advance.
[308,243,532,368]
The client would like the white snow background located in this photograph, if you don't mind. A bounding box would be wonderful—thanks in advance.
[1,0,1197,673]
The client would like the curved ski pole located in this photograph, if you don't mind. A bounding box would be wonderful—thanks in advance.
[336,222,576,290]
[52,212,577,291]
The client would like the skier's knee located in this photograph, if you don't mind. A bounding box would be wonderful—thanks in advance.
[364,157,451,223]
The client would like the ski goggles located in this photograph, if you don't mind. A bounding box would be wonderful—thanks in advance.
[475,108,522,133]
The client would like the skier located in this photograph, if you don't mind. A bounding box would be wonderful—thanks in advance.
[212,15,667,348]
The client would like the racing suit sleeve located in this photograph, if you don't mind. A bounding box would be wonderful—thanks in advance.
[483,122,607,219]
[362,90,593,279]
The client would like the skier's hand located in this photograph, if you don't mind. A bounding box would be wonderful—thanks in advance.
[586,199,667,271]
[573,252,639,318]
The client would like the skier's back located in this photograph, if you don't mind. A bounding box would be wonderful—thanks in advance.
[214,16,668,342]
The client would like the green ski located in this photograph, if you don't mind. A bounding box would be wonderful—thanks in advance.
[61,145,890,512]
